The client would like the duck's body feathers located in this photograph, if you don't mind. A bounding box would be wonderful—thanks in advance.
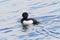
[21,18,39,26]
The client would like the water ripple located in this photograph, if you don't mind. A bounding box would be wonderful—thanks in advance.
[0,0,9,3]
[29,1,60,10]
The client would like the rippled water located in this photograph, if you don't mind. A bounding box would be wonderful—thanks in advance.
[0,0,60,40]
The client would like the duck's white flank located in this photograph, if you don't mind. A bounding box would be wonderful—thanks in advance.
[23,20,33,25]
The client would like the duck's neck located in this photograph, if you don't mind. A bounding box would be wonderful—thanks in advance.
[23,17,27,20]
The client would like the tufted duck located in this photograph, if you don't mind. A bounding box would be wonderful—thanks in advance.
[21,12,40,31]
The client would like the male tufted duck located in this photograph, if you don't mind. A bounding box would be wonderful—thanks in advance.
[21,12,40,31]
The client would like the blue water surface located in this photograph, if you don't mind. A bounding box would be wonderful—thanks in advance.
[0,0,60,40]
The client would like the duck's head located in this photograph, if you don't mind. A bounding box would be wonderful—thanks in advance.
[22,12,28,19]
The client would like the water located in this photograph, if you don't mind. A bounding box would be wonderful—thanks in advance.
[0,0,60,40]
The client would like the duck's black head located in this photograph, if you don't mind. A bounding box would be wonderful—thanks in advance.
[22,12,28,19]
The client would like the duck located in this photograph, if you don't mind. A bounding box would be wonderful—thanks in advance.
[21,12,40,31]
